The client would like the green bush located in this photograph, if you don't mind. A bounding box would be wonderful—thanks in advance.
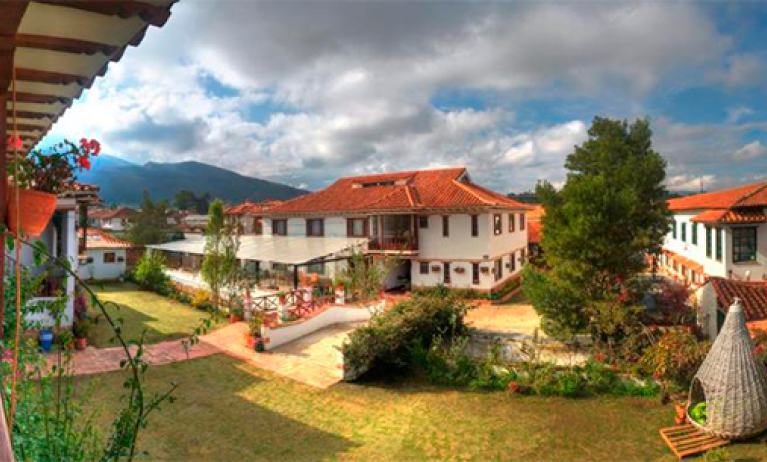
[342,291,470,381]
[133,250,170,293]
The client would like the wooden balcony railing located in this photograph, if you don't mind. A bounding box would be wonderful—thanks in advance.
[368,236,418,252]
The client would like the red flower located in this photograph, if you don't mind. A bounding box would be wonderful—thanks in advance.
[90,139,101,156]
[78,156,92,170]
[6,133,23,151]
[507,382,518,393]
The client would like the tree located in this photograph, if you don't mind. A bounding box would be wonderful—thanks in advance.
[127,190,172,246]
[336,250,400,303]
[201,199,240,311]
[523,117,671,340]
[175,189,212,214]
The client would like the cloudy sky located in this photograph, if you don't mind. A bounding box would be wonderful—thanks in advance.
[47,1,767,193]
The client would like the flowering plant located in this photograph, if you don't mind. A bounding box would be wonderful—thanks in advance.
[9,137,100,194]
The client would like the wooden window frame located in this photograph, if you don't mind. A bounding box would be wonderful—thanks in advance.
[103,252,116,264]
[715,227,723,261]
[306,218,325,237]
[472,262,480,285]
[442,216,450,237]
[493,214,502,235]
[443,262,451,284]
[509,213,515,232]
[418,216,428,229]
[681,222,686,243]
[705,225,712,257]
[519,213,526,231]
[471,215,479,237]
[733,227,757,263]
[272,219,288,236]
[420,262,429,275]
[346,218,368,237]
[691,222,697,245]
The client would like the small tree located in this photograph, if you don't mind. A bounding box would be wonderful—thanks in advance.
[133,250,170,293]
[337,250,399,302]
[127,190,172,246]
[201,199,240,311]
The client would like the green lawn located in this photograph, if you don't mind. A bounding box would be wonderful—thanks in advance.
[78,355,767,461]
[88,282,220,348]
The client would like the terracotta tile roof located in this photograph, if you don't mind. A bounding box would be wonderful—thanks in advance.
[78,229,133,250]
[709,277,767,322]
[662,249,705,273]
[225,200,282,216]
[89,206,138,220]
[268,168,530,215]
[690,209,728,223]
[526,204,545,221]
[668,182,767,211]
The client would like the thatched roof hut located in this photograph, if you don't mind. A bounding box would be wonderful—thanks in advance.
[688,298,767,440]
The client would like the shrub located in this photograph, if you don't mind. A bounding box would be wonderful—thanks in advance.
[342,291,470,381]
[640,328,710,393]
[752,329,767,366]
[133,250,170,292]
[192,289,213,311]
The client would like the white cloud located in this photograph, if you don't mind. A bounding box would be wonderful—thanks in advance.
[666,174,716,192]
[733,141,767,161]
[723,54,767,89]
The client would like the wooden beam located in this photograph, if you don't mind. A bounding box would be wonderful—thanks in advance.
[15,92,72,105]
[15,67,90,86]
[8,123,42,132]
[0,92,7,340]
[0,1,28,92]
[6,110,56,120]
[39,1,172,27]
[1,33,119,57]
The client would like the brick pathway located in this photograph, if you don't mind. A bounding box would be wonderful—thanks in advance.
[49,322,361,388]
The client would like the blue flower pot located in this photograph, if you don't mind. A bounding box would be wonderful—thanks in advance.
[39,330,54,353]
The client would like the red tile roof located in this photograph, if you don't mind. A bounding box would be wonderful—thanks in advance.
[89,206,138,220]
[709,277,767,322]
[225,200,282,216]
[78,229,133,249]
[668,182,767,211]
[268,168,529,215]
[527,221,542,244]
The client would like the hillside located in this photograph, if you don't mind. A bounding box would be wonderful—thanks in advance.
[78,155,307,206]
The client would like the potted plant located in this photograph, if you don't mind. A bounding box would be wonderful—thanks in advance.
[229,307,244,324]
[277,291,287,305]
[8,137,99,237]
[39,329,54,353]
[72,319,89,351]
[246,314,263,349]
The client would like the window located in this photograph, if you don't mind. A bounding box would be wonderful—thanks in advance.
[306,218,324,237]
[255,217,263,235]
[307,262,326,274]
[519,213,526,231]
[715,227,723,261]
[472,263,480,285]
[672,221,677,239]
[418,216,429,229]
[442,216,450,237]
[681,222,686,242]
[494,259,502,282]
[692,223,698,245]
[420,262,430,275]
[493,214,502,235]
[471,215,479,237]
[705,226,712,257]
[509,213,515,232]
[443,262,451,284]
[103,252,116,264]
[733,227,757,263]
[347,218,367,237]
[510,251,516,272]
[272,219,287,236]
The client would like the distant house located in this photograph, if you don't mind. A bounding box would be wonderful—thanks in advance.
[699,277,767,338]
[88,206,138,233]
[659,181,767,286]
[77,229,133,281]
[225,200,282,235]
[183,214,209,228]
[526,204,544,258]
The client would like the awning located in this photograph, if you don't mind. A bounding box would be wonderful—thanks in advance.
[148,236,368,266]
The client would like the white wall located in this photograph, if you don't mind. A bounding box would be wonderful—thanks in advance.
[82,248,127,281]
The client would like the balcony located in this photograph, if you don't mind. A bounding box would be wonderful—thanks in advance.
[368,215,418,254]
[368,236,418,253]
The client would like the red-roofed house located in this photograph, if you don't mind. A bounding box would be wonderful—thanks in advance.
[265,168,530,293]
[699,277,767,337]
[660,181,767,284]
[88,206,138,233]
[225,200,283,235]
[77,229,134,281]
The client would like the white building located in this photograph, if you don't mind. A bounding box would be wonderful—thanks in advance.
[264,168,530,294]
[225,200,283,235]
[77,229,133,281]
[88,206,137,233]
[660,182,767,285]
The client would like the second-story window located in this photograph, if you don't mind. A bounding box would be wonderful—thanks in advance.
[471,215,479,237]
[733,227,757,263]
[493,214,502,235]
[715,227,723,261]
[418,216,428,228]
[705,226,712,257]
[509,213,515,232]
[272,219,287,236]
[672,221,677,239]
[347,218,367,237]
[681,222,687,242]
[519,213,526,231]
[692,223,698,245]
[442,216,450,237]
[307,218,324,237]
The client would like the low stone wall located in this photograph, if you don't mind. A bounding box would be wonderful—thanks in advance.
[262,303,382,350]
[467,330,591,366]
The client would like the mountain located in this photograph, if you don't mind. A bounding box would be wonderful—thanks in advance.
[78,155,307,206]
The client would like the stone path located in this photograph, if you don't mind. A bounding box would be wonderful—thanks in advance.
[50,322,361,388]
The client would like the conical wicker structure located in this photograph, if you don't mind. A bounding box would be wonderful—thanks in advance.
[687,298,767,440]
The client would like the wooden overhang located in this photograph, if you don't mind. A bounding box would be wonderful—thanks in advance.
[1,0,177,156]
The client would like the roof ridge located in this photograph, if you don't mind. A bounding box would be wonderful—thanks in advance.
[734,182,767,208]
[452,179,496,205]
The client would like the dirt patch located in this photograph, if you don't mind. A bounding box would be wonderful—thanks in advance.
[465,301,542,337]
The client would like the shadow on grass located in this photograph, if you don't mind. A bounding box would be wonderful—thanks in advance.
[79,355,358,461]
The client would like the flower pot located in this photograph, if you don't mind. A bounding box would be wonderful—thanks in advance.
[75,337,88,351]
[246,336,256,349]
[255,339,265,352]
[229,314,242,324]
[39,330,54,353]
[8,188,57,238]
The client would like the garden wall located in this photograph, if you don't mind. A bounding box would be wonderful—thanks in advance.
[263,304,380,350]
